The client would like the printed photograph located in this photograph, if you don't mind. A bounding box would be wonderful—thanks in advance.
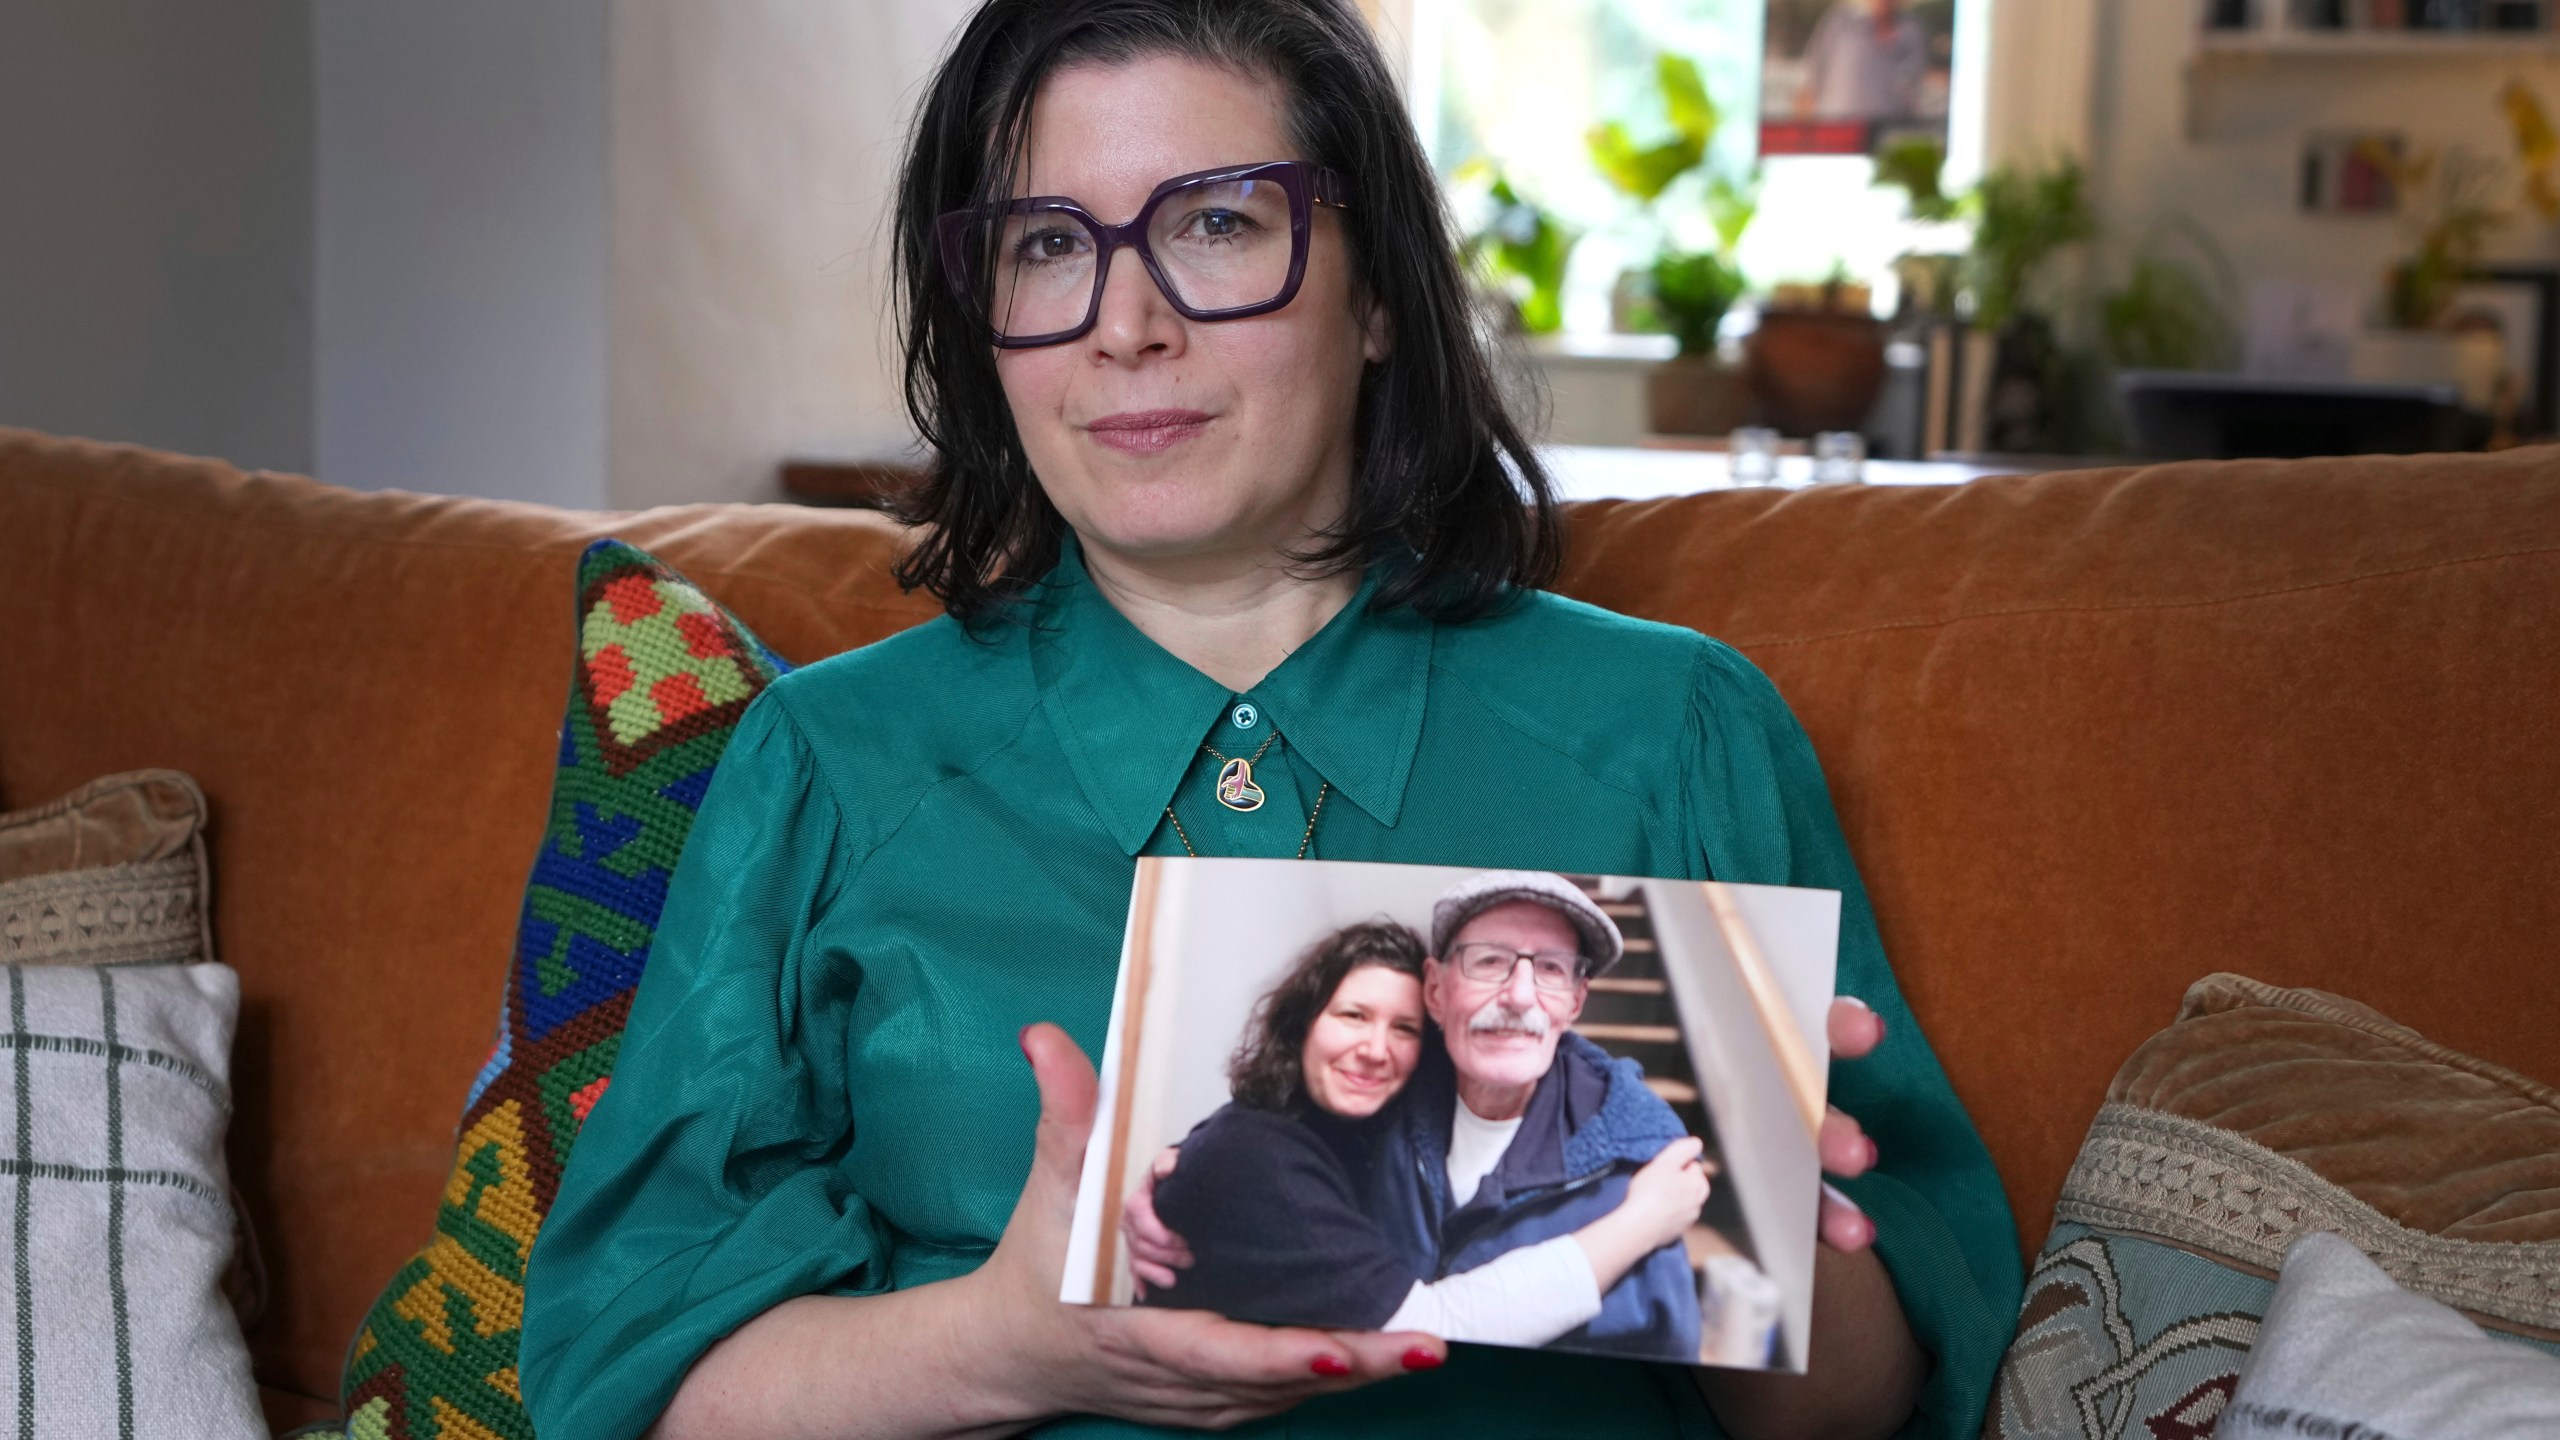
[1759,0,1957,157]
[1063,859,1840,1371]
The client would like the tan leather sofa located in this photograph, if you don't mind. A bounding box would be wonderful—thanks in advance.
[6,426,2555,1429]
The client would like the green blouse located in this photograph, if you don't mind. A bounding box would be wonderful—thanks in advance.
[520,546,2022,1440]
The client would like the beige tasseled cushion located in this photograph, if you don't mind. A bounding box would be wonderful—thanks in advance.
[2105,973,2560,1247]
[0,771,213,968]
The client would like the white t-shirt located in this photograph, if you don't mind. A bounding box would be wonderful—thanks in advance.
[1382,1099,1599,1346]
[1447,1101,1525,1207]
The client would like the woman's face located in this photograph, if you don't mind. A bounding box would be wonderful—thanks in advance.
[1299,963,1425,1119]
[994,54,1386,572]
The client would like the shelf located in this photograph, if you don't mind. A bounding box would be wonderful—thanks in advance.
[2194,28,2560,60]
[2183,24,2560,139]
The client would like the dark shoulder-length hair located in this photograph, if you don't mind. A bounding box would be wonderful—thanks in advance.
[1227,919,1427,1112]
[888,0,1561,625]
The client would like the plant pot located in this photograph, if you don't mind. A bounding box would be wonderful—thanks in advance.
[2350,328,2501,411]
[2350,328,2460,386]
[1744,311,1888,436]
[1647,354,1753,436]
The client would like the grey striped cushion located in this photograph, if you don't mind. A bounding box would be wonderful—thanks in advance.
[0,963,258,1438]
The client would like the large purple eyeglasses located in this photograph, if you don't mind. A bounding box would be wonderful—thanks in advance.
[936,160,1353,348]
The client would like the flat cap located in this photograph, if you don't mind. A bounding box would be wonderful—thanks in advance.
[1429,870,1625,975]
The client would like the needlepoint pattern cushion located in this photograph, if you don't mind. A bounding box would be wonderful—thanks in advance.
[338,541,789,1440]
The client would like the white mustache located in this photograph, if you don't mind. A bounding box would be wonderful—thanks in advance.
[1467,1001,1550,1038]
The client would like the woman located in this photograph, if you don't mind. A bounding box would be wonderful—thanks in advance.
[1139,921,1710,1345]
[520,1,2021,1437]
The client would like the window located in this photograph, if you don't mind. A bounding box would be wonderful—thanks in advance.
[1407,0,1985,334]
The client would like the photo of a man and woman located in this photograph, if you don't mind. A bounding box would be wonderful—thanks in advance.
[1063,859,1839,1372]
[1759,0,1957,157]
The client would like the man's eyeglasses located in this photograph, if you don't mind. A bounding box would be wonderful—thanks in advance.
[1446,941,1587,994]
[936,161,1353,348]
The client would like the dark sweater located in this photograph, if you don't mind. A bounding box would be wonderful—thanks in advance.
[1140,1102,1418,1330]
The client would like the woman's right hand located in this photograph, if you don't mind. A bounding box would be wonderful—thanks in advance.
[1568,1135,1710,1298]
[969,1024,1445,1432]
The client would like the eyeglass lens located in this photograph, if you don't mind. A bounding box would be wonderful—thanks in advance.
[1451,942,1582,991]
[980,175,1295,341]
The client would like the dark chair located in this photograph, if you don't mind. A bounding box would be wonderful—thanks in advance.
[2118,371,2467,460]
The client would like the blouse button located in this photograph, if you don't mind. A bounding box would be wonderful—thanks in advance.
[1230,702,1259,730]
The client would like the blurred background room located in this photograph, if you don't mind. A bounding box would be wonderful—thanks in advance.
[6,0,2555,506]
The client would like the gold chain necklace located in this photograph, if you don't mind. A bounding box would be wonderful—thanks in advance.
[1163,733,1330,860]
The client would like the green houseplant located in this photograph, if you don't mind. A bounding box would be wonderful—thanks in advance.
[1460,166,1578,336]
[1587,54,1755,434]
[1874,142,2113,452]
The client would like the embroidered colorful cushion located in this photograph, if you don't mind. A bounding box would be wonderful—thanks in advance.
[336,541,789,1440]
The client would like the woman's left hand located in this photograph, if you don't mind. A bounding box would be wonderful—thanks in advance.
[1816,996,1885,1252]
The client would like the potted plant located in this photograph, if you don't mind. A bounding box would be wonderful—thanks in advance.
[1587,55,1755,435]
[1458,165,1578,337]
[1875,143,2103,452]
[1746,270,1891,438]
[2355,135,2514,413]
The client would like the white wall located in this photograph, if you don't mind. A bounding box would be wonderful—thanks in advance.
[0,0,313,474]
[2087,3,2560,322]
[606,1,972,509]
[313,0,612,507]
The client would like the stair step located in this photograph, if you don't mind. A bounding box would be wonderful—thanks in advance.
[1644,1076,1699,1104]
[1588,976,1667,995]
[1600,900,1645,917]
[1579,1022,1682,1044]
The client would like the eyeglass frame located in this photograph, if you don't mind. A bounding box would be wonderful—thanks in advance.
[1442,941,1590,995]
[935,160,1354,349]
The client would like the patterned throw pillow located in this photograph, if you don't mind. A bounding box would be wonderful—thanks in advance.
[335,541,789,1440]
[1982,974,2560,1440]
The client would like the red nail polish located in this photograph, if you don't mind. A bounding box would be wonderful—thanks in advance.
[1310,1354,1351,1376]
[1863,1136,1880,1170]
[1402,1347,1443,1371]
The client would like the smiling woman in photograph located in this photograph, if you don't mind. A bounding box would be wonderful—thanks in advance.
[517,1,2021,1437]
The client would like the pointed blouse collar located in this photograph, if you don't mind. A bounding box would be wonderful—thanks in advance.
[1025,541,1433,856]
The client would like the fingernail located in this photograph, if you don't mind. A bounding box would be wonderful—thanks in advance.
[1402,1347,1444,1371]
[1018,1022,1034,1051]
[1310,1354,1351,1377]
[1863,1136,1880,1170]
[1841,994,1872,1011]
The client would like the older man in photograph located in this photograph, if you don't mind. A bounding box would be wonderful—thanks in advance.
[1363,870,1704,1362]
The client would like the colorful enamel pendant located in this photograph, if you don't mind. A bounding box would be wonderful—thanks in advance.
[1215,756,1267,812]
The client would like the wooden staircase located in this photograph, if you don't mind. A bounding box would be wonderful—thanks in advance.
[1563,877,1760,1272]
